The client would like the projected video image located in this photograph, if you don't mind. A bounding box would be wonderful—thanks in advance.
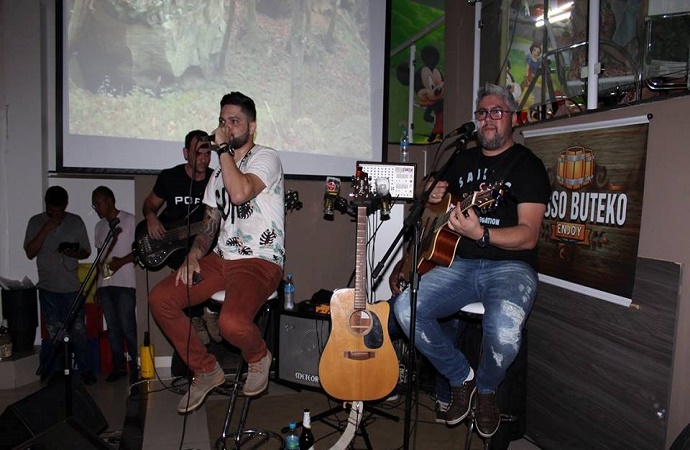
[62,0,386,174]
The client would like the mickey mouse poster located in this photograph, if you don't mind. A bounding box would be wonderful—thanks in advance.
[387,0,445,145]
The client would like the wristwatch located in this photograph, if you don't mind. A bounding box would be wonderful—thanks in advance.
[476,226,490,248]
[216,143,235,157]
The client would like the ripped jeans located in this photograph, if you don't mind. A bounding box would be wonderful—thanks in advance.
[393,258,537,394]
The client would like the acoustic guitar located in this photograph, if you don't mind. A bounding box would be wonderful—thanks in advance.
[401,181,505,281]
[318,173,399,401]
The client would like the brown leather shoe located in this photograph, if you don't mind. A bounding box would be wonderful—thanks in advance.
[476,391,500,438]
[446,378,476,426]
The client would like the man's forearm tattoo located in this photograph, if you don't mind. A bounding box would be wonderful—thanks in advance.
[192,207,220,256]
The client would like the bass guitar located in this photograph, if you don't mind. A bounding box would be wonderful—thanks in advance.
[318,173,399,401]
[133,189,303,270]
[132,219,204,270]
[401,181,505,280]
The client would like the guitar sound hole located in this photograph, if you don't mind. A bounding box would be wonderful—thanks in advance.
[348,311,372,336]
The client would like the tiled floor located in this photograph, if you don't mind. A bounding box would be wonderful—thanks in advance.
[0,352,543,450]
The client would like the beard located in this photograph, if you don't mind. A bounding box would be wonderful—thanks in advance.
[478,127,508,150]
[229,128,251,149]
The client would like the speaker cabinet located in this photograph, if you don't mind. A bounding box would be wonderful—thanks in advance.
[11,417,111,450]
[275,310,330,389]
[0,379,108,450]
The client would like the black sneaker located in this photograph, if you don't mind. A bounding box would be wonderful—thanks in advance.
[446,378,476,426]
[476,391,500,438]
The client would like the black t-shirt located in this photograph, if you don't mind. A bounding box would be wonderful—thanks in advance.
[153,163,213,226]
[442,143,551,267]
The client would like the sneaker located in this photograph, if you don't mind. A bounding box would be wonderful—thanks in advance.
[476,391,500,438]
[191,316,210,346]
[176,362,226,414]
[203,307,223,343]
[446,378,476,426]
[242,350,271,396]
[435,399,449,424]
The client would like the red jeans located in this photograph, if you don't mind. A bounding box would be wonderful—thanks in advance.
[149,252,282,374]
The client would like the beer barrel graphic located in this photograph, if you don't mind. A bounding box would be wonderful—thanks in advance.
[557,146,594,189]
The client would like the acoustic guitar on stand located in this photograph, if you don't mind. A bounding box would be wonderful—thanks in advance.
[401,181,506,281]
[318,172,399,401]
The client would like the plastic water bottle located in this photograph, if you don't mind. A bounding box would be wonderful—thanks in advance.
[285,422,300,449]
[400,127,409,162]
[284,274,295,310]
[299,409,315,449]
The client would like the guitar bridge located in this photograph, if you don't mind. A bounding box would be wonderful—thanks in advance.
[343,351,375,360]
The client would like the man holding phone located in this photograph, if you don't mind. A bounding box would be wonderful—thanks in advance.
[24,185,96,384]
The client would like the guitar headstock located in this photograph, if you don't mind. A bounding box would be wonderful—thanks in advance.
[473,181,506,214]
[285,189,303,214]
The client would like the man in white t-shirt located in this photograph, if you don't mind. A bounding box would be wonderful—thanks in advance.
[149,91,285,414]
[92,186,138,384]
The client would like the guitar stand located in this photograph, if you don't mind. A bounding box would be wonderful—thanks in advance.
[285,401,399,450]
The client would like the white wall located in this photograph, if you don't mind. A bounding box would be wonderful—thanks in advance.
[0,0,46,288]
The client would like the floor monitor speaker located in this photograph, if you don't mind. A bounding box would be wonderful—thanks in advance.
[10,416,111,450]
[0,379,108,450]
[276,310,330,389]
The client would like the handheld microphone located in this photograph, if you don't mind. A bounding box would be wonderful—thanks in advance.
[375,178,391,221]
[323,176,341,220]
[445,121,477,140]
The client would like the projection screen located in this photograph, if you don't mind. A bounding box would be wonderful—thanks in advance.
[58,0,390,177]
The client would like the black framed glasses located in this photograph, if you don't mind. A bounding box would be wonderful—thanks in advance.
[473,108,512,121]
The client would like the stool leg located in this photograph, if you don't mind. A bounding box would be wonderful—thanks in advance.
[215,300,283,449]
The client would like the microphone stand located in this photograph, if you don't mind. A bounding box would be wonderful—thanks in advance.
[371,135,472,450]
[36,219,121,417]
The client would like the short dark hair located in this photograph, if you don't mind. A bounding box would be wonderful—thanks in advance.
[220,91,256,122]
[92,185,115,204]
[185,129,209,149]
[45,186,68,208]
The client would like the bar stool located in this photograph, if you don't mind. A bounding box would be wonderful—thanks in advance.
[458,302,519,450]
[211,290,283,450]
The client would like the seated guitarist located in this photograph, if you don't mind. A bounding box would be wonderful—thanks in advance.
[391,83,551,438]
[142,129,216,377]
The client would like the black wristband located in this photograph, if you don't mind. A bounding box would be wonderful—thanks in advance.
[476,226,490,248]
[216,143,235,157]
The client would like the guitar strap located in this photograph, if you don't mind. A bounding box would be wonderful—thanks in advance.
[328,401,364,450]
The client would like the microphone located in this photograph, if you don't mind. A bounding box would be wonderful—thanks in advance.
[445,121,476,139]
[108,218,120,230]
[323,176,341,220]
[375,178,391,221]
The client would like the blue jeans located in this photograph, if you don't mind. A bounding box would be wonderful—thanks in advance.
[38,289,93,374]
[393,258,537,394]
[388,293,465,403]
[97,287,138,372]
